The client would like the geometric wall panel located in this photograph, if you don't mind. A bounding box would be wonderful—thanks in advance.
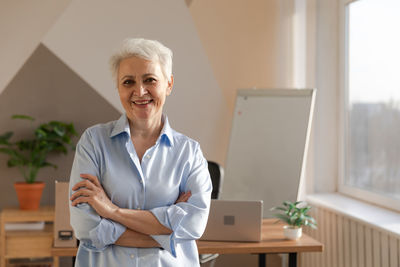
[0,0,71,96]
[0,44,120,209]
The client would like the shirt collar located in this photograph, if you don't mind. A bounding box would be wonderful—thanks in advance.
[110,114,130,138]
[109,114,174,147]
[159,115,174,147]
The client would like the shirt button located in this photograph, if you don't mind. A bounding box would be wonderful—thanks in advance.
[130,254,135,259]
[146,154,151,159]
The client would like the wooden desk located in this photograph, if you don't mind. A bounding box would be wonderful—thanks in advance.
[50,219,323,267]
[52,247,78,267]
[0,206,55,267]
[197,219,323,267]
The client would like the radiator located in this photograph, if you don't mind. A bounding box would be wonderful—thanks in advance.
[300,207,400,267]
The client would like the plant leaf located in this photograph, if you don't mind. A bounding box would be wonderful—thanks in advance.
[8,158,25,167]
[0,147,17,156]
[270,206,286,212]
[0,131,13,145]
[1,118,77,182]
[294,201,303,206]
[11,114,35,121]
[305,215,316,224]
[272,213,291,225]
[42,161,57,169]
[53,125,66,136]
[35,128,47,138]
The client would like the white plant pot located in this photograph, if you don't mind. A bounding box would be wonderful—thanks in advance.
[283,225,302,240]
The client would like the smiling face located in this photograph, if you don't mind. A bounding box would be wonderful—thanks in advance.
[117,56,173,125]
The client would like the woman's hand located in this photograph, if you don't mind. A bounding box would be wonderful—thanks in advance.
[70,173,118,218]
[175,191,191,204]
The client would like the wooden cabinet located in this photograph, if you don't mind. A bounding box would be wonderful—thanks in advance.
[0,206,56,267]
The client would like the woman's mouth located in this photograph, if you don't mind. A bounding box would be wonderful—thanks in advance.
[132,99,153,105]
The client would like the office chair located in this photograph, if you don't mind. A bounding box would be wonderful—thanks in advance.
[208,161,224,200]
[199,161,224,267]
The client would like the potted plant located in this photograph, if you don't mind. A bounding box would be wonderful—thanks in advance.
[0,115,77,210]
[270,201,317,240]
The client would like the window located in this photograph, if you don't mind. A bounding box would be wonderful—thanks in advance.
[340,0,400,210]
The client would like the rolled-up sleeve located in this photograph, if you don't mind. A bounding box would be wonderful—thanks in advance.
[150,144,212,256]
[69,130,126,251]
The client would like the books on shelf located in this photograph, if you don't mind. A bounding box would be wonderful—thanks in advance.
[5,221,45,231]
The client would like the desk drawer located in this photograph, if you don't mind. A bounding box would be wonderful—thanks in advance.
[6,235,53,258]
[5,225,53,258]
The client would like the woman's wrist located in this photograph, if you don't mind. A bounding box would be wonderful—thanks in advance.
[115,229,161,248]
[108,206,123,221]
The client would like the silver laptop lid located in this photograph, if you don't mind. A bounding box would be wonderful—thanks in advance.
[201,200,263,242]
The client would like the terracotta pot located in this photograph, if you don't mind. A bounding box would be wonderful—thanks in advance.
[14,182,45,210]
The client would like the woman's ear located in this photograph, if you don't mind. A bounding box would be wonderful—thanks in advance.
[166,75,174,96]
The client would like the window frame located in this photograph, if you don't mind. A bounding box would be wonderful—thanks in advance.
[338,0,400,212]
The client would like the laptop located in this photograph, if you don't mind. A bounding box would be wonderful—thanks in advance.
[201,200,263,242]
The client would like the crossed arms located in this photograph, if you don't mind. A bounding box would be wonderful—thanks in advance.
[70,173,191,248]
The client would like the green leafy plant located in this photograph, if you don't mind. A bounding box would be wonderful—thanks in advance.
[270,201,317,229]
[0,115,77,183]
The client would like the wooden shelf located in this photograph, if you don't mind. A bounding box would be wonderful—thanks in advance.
[1,207,54,222]
[0,207,56,267]
[7,257,53,267]
[51,247,78,257]
[5,224,52,237]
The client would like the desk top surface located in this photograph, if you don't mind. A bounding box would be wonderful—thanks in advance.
[49,219,323,256]
[197,218,323,254]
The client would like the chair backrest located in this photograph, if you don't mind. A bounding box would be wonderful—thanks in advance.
[207,161,224,199]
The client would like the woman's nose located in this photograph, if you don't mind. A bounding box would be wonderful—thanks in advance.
[133,83,148,96]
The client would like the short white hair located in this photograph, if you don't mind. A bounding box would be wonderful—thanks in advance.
[109,38,173,83]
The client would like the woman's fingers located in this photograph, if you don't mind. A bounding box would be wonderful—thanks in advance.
[80,173,101,187]
[70,174,118,218]
[71,179,95,191]
[175,191,192,203]
[71,174,101,191]
[183,191,192,201]
[70,188,93,202]
[71,196,90,206]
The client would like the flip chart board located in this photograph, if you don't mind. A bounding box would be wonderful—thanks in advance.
[221,89,316,217]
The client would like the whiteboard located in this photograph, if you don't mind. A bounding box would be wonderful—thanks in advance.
[221,89,316,217]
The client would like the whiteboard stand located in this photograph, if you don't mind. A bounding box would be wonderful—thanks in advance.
[221,88,316,217]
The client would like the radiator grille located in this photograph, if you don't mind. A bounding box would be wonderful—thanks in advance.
[300,207,400,267]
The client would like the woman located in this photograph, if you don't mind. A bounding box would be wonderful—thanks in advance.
[69,38,212,267]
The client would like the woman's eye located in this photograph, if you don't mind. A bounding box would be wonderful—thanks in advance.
[145,77,157,83]
[123,79,134,85]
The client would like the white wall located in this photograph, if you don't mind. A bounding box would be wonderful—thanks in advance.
[313,0,339,193]
[289,0,338,195]
[189,0,280,112]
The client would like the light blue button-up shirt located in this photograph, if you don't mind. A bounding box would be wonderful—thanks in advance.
[69,114,212,267]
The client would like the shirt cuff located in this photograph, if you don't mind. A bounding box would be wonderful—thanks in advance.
[86,218,126,250]
[150,205,187,256]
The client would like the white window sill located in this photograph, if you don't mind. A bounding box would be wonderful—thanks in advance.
[306,193,400,239]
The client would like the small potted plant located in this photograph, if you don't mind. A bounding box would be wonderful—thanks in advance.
[0,115,77,210]
[270,201,317,240]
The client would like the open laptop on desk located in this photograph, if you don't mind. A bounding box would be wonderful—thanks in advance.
[201,200,263,242]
